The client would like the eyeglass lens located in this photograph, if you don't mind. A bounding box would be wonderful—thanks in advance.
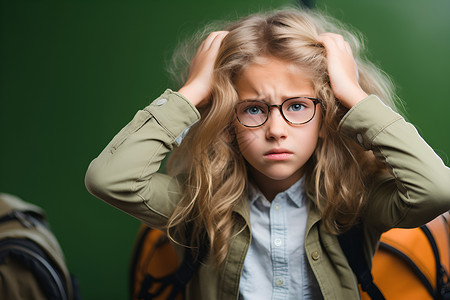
[236,97,318,127]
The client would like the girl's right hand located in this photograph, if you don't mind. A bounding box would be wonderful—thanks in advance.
[178,31,228,107]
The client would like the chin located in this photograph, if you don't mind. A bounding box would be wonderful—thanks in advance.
[249,163,304,183]
[269,174,299,181]
[262,169,303,182]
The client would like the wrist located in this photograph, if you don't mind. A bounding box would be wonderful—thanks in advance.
[339,88,368,109]
[178,85,203,107]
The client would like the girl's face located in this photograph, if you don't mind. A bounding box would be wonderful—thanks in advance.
[234,57,322,194]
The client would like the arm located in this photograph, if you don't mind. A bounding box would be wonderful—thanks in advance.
[339,95,450,232]
[319,33,450,231]
[85,31,228,228]
[85,90,200,228]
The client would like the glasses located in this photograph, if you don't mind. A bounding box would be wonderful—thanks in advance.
[235,97,322,128]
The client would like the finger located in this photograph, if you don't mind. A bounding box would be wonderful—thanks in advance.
[201,31,229,51]
[344,41,353,54]
[207,31,228,52]
[209,32,228,48]
[197,32,221,52]
[318,33,347,51]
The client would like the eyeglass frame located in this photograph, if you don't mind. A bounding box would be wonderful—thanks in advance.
[235,97,323,128]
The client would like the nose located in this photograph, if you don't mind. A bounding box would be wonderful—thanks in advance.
[265,108,288,140]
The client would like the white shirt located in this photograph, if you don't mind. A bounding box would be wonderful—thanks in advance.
[239,178,323,300]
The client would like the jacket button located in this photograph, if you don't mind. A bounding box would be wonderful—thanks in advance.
[155,98,167,106]
[356,133,363,145]
[311,250,320,261]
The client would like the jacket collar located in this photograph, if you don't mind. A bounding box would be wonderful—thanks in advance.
[305,190,322,235]
[232,193,251,230]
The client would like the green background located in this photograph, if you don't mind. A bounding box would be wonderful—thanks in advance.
[1,0,449,299]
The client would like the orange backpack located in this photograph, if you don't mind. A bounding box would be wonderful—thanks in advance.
[130,213,450,300]
[129,226,203,300]
[359,212,450,300]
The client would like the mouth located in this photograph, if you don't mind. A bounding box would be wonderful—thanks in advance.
[264,148,293,160]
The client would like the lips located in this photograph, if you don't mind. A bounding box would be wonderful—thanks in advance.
[264,148,293,160]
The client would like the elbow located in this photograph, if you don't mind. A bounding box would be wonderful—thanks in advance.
[85,160,115,202]
[84,158,146,207]
[433,179,450,211]
[420,166,450,214]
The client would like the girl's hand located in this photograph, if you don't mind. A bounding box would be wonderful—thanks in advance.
[178,31,228,107]
[318,33,368,108]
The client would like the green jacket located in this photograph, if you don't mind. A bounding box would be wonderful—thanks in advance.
[85,89,450,299]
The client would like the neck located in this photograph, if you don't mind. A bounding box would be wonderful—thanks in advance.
[248,167,303,202]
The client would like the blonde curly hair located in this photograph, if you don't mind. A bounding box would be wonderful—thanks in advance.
[167,8,397,267]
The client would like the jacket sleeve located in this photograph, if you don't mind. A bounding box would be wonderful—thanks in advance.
[84,89,200,228]
[338,95,450,233]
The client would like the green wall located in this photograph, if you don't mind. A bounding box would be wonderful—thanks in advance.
[1,0,449,299]
[322,0,450,159]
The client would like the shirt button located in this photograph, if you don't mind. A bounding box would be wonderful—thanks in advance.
[155,98,167,106]
[274,204,280,211]
[274,238,282,247]
[275,279,284,286]
[311,250,320,261]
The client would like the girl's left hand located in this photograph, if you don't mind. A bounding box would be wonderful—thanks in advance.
[318,33,368,108]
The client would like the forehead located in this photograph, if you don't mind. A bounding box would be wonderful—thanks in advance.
[234,56,314,101]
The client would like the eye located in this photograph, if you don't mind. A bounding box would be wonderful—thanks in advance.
[241,102,267,115]
[245,106,263,115]
[287,102,306,112]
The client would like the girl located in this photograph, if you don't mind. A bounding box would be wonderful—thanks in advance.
[85,8,450,300]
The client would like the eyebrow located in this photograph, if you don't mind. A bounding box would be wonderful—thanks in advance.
[239,96,315,103]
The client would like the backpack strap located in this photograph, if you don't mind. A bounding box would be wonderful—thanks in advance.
[438,213,450,299]
[421,224,444,299]
[420,223,450,299]
[0,238,69,300]
[338,226,385,300]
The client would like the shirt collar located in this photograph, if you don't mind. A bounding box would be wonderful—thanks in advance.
[248,177,306,208]
[248,182,264,206]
